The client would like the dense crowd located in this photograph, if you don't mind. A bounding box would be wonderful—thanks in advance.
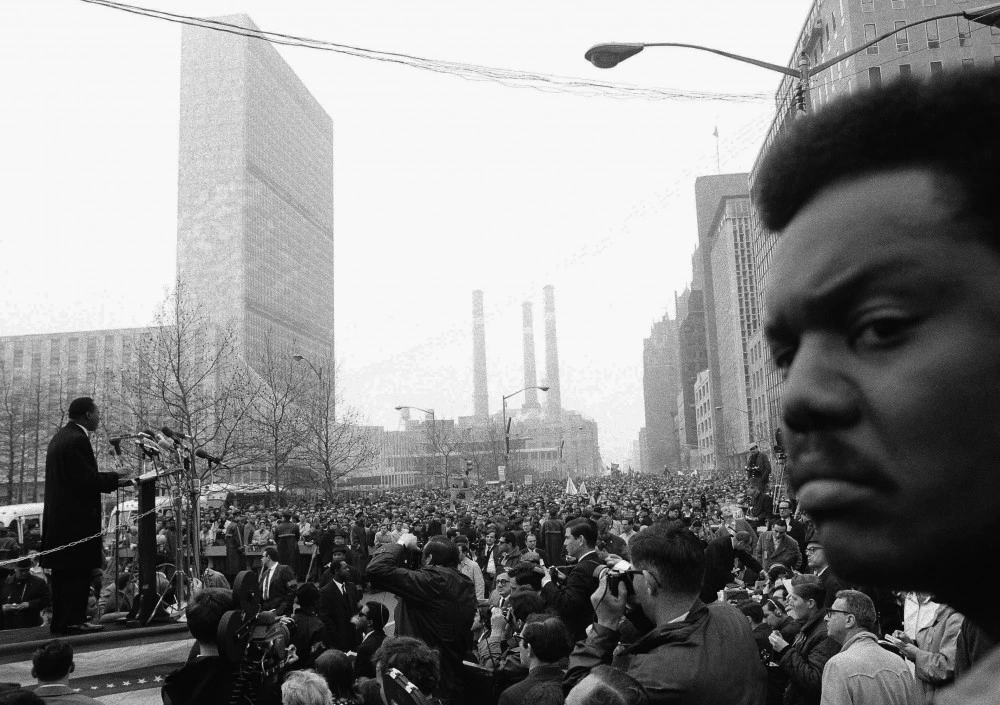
[7,470,984,705]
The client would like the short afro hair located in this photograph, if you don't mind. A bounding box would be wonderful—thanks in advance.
[753,69,1000,238]
[67,397,96,420]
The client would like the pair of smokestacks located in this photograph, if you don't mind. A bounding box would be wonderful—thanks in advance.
[472,286,561,419]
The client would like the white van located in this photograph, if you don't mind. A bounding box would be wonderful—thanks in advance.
[0,502,45,552]
[103,496,176,548]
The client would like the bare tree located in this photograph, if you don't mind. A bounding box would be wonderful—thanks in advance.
[298,359,378,501]
[245,331,309,504]
[120,281,257,481]
[0,359,29,504]
[118,280,257,582]
[423,419,465,488]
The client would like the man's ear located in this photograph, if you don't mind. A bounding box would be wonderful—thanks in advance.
[643,570,659,596]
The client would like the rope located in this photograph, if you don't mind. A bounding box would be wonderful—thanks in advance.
[0,504,163,568]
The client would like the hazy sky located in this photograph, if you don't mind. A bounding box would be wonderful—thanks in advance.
[0,0,810,463]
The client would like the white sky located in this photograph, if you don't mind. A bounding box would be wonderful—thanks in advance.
[0,0,811,464]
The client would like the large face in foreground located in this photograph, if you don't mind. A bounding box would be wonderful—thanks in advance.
[764,168,1000,588]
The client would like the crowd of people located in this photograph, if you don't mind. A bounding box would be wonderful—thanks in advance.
[4,470,981,705]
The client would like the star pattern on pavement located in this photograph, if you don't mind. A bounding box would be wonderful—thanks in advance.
[154,676,163,682]
[106,683,115,688]
[122,681,131,686]
[90,686,99,690]
[138,678,147,684]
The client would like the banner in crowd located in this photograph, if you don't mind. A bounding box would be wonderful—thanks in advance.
[565,477,578,495]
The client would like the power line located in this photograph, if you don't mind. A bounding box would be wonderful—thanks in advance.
[79,0,772,103]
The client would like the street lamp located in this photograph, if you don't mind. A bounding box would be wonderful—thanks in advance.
[291,354,322,381]
[501,386,549,483]
[394,405,442,486]
[585,3,1000,112]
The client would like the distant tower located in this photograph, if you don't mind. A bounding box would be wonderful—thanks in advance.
[543,285,562,419]
[472,290,489,418]
[521,302,541,411]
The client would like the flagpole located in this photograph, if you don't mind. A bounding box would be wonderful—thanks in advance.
[713,125,721,173]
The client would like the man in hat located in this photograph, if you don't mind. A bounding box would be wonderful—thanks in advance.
[1,557,51,630]
[745,443,771,493]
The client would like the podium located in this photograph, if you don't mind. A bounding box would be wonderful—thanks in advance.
[133,475,159,623]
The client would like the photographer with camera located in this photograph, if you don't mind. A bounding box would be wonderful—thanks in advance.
[367,533,476,704]
[163,588,240,705]
[540,518,601,641]
[565,523,767,705]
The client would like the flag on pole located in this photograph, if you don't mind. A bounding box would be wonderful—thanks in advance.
[565,477,578,495]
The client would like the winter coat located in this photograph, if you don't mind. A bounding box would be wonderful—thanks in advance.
[566,599,767,705]
[367,542,477,699]
[778,610,840,705]
[40,423,120,570]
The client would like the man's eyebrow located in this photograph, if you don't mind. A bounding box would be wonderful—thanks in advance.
[765,258,924,339]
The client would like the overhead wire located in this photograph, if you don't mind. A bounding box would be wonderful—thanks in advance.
[79,0,773,103]
[73,0,779,390]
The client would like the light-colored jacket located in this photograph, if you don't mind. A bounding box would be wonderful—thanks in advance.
[907,601,963,700]
[459,555,486,599]
[820,631,917,705]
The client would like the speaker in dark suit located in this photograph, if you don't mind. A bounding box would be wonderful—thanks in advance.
[318,559,362,652]
[259,546,297,616]
[41,398,126,633]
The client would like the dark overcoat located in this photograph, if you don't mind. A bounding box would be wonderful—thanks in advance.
[40,423,120,571]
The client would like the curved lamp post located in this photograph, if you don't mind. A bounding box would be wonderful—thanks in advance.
[585,4,1000,113]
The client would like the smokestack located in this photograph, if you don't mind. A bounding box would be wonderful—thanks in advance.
[544,285,562,419]
[472,290,489,418]
[521,302,540,411]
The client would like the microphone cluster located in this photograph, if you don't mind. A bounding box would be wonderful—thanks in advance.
[108,427,225,467]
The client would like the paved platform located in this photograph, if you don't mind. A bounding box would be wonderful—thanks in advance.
[0,591,398,702]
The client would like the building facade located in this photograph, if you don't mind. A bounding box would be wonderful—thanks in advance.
[177,15,334,367]
[744,0,1000,457]
[642,314,682,475]
[707,193,757,472]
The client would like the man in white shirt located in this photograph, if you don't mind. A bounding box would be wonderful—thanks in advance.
[457,541,486,600]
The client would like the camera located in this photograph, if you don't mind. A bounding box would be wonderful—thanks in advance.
[218,571,297,694]
[605,560,636,598]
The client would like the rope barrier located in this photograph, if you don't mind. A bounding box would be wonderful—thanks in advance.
[0,504,163,568]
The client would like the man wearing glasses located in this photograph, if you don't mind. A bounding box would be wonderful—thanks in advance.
[822,589,916,705]
[805,538,849,610]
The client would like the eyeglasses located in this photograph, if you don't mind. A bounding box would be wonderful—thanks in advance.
[495,579,510,585]
[825,609,853,619]
[805,547,822,553]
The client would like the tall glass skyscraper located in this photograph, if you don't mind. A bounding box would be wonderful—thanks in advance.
[177,15,334,365]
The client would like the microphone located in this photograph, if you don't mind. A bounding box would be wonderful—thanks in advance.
[195,448,223,465]
[135,439,160,457]
[109,438,123,456]
[162,426,190,442]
